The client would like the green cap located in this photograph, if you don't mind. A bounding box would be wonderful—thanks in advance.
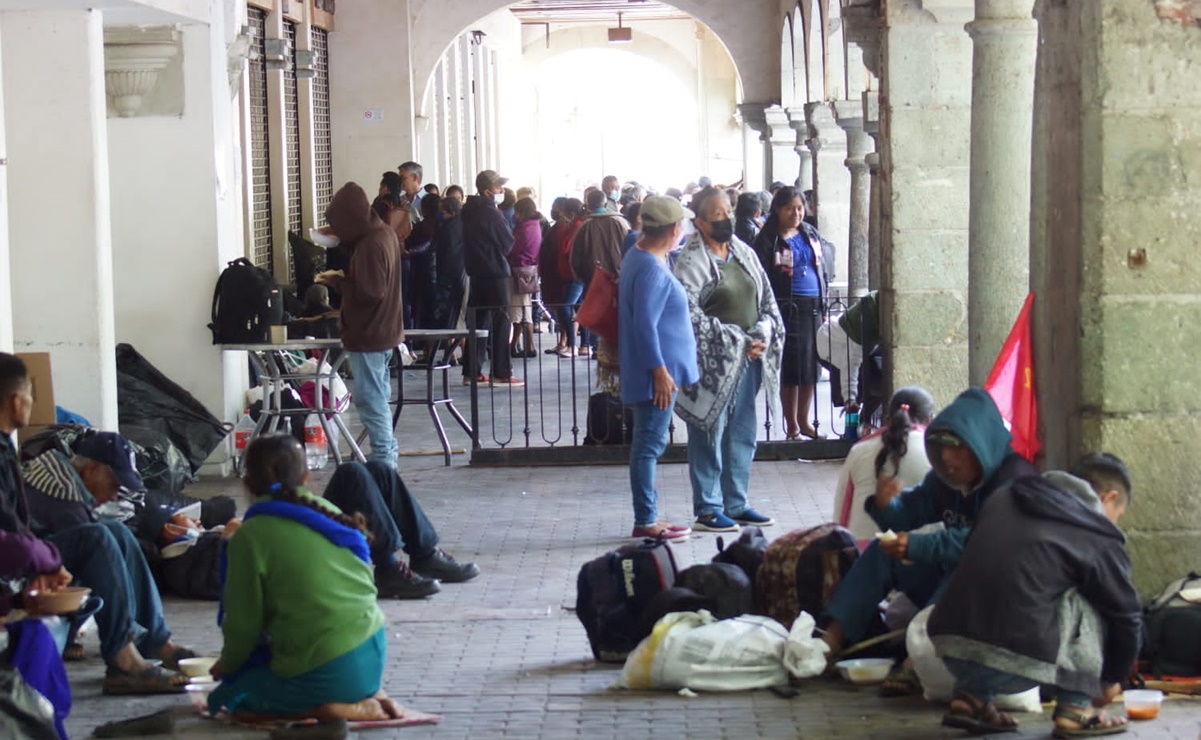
[640,195,694,228]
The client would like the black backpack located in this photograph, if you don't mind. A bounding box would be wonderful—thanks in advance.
[208,258,284,344]
[583,392,633,445]
[575,539,678,662]
[1142,572,1201,678]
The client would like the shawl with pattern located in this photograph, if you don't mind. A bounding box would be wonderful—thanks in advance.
[671,233,785,433]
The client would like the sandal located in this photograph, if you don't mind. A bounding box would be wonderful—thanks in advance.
[63,641,86,662]
[879,664,922,697]
[940,689,1020,735]
[1051,706,1128,738]
[102,665,188,695]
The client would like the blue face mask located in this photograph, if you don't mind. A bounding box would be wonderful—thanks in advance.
[608,189,620,200]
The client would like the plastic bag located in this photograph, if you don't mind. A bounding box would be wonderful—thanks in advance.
[907,606,1041,712]
[116,343,229,473]
[613,610,828,692]
[294,358,351,412]
[0,665,59,740]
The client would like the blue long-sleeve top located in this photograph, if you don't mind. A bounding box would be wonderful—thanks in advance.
[618,248,700,404]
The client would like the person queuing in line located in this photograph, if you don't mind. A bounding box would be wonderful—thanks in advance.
[443,184,465,204]
[431,196,467,334]
[405,192,441,329]
[318,182,404,469]
[734,191,762,246]
[508,197,542,359]
[753,186,836,440]
[551,198,587,359]
[620,202,642,257]
[570,189,629,363]
[602,175,621,213]
[461,169,523,387]
[618,196,700,542]
[672,186,784,533]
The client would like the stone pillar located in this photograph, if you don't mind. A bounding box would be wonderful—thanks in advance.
[863,91,883,292]
[787,107,813,191]
[805,101,851,285]
[2,9,118,428]
[965,0,1038,384]
[833,100,873,298]
[877,2,975,406]
[737,103,769,192]
[764,105,799,190]
[1031,0,1201,596]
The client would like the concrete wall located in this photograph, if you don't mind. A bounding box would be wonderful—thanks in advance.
[0,20,9,354]
[107,7,248,467]
[878,4,973,408]
[1034,0,1201,595]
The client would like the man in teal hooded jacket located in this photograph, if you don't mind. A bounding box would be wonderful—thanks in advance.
[820,388,1038,654]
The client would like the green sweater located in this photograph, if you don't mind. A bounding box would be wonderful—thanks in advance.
[219,489,384,678]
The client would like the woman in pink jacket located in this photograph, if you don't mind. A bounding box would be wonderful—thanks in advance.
[509,197,543,357]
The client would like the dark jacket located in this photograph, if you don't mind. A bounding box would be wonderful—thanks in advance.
[462,195,514,280]
[570,211,628,286]
[433,215,465,287]
[0,432,32,535]
[327,182,404,352]
[735,217,760,247]
[866,387,1038,570]
[752,219,836,304]
[928,474,1142,693]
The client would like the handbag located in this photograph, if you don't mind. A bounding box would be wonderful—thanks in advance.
[513,264,539,295]
[577,264,619,345]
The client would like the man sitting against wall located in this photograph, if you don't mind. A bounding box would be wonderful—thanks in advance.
[0,353,194,695]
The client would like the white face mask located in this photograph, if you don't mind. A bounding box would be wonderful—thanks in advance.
[309,228,340,249]
[494,192,506,205]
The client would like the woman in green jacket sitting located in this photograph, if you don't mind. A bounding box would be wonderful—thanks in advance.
[208,434,401,723]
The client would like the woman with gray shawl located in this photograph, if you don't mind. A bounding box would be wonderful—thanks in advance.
[673,187,785,532]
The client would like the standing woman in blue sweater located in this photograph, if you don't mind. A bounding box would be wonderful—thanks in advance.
[618,196,700,541]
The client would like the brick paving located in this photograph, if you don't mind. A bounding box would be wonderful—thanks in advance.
[62,455,1201,738]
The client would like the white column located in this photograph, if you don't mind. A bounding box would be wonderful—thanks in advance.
[966,0,1038,383]
[763,105,798,189]
[446,40,466,188]
[3,10,117,428]
[434,58,451,186]
[737,103,769,192]
[862,91,882,292]
[459,38,477,181]
[787,107,814,191]
[834,100,873,298]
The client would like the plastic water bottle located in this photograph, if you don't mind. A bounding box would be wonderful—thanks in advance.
[844,408,860,442]
[303,414,328,470]
[233,411,255,470]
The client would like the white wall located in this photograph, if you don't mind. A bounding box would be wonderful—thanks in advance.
[107,4,248,467]
[3,9,118,427]
[0,18,10,354]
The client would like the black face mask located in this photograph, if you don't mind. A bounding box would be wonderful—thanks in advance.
[709,218,734,243]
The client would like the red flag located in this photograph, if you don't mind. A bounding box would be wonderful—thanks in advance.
[983,293,1040,462]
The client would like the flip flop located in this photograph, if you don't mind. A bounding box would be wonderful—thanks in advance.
[160,645,199,671]
[1051,707,1128,738]
[879,664,922,697]
[63,641,86,662]
[940,690,1020,735]
[102,665,187,696]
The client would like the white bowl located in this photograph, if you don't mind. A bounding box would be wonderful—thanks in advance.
[177,657,217,678]
[835,658,894,685]
[1123,689,1163,720]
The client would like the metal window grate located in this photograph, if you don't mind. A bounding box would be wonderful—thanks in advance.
[248,7,273,269]
[311,27,333,221]
[284,21,302,235]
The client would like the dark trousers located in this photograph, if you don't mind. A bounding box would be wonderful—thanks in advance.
[47,519,171,664]
[823,539,947,644]
[463,276,512,379]
[323,461,440,566]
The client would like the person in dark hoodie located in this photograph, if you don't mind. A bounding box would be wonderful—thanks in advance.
[318,182,404,469]
[461,169,523,387]
[820,387,1038,657]
[929,454,1139,738]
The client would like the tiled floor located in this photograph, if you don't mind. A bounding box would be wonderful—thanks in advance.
[62,456,1201,739]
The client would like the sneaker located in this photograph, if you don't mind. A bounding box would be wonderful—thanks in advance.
[631,523,690,541]
[693,512,740,532]
[490,376,525,387]
[462,374,490,386]
[410,548,481,583]
[374,562,441,599]
[731,508,775,527]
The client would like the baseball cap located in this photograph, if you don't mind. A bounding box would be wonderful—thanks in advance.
[76,432,146,493]
[640,195,695,228]
[475,169,508,192]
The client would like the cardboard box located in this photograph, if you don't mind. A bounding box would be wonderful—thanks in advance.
[15,352,56,426]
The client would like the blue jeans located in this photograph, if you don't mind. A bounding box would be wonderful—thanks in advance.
[944,657,1090,709]
[348,350,398,468]
[687,360,762,518]
[824,539,947,644]
[629,395,676,527]
[559,281,584,348]
[323,461,440,566]
[47,520,171,664]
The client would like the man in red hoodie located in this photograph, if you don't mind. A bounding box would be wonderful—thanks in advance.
[318,182,404,469]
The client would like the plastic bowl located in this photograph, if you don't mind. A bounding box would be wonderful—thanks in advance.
[835,658,894,686]
[177,657,217,678]
[29,587,91,615]
[1123,689,1163,720]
